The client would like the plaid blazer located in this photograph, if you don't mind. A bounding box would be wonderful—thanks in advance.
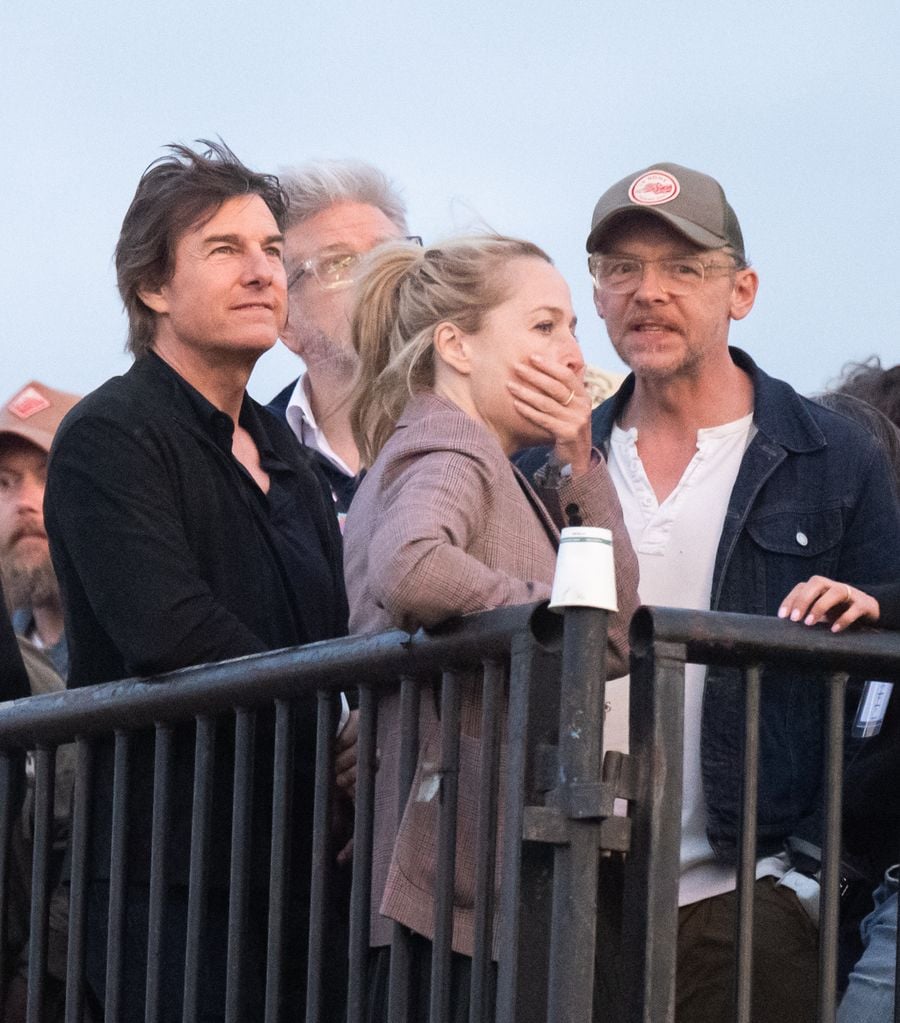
[344,390,639,953]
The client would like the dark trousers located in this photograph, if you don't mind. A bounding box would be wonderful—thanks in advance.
[676,877,819,1023]
[594,864,818,1023]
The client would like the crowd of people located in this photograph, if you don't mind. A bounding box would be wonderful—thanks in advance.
[1,142,898,1022]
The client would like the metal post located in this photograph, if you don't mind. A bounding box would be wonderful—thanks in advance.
[429,671,462,1023]
[348,686,378,1023]
[622,639,685,1023]
[496,631,562,1023]
[545,607,608,1023]
[733,666,762,1022]
[65,738,92,1023]
[817,672,847,1023]
[26,746,55,1023]
[145,725,173,1023]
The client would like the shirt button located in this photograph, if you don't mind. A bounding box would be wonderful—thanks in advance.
[796,531,808,547]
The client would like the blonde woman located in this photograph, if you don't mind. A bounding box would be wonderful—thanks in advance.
[342,236,639,1020]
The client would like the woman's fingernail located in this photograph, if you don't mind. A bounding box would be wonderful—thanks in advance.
[790,609,802,622]
[804,614,816,626]
[778,606,788,618]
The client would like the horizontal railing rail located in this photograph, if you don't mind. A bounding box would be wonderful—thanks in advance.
[631,605,900,677]
[0,603,562,750]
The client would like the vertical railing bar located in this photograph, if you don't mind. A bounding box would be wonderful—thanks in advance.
[545,607,608,1023]
[347,686,378,1023]
[183,716,216,1023]
[469,660,504,1023]
[306,691,337,1023]
[105,731,131,1022]
[733,664,761,1023]
[495,632,552,1023]
[25,746,56,1023]
[64,738,93,1023]
[429,670,462,1023]
[622,641,685,1023]
[388,676,421,1023]
[894,869,900,1023]
[817,671,846,1023]
[0,753,15,1014]
[145,725,174,1023]
[894,877,900,1023]
[264,699,294,1023]
[225,708,256,1023]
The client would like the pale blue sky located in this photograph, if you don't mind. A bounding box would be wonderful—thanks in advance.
[2,0,897,404]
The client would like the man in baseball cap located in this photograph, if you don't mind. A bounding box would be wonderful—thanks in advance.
[0,381,79,672]
[525,163,900,1020]
[0,380,79,1018]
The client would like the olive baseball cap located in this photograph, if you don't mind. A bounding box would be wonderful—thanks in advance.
[586,162,745,259]
[0,382,81,454]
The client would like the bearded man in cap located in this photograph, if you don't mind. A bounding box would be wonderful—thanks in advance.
[0,380,80,1020]
[0,382,79,677]
[524,163,900,1021]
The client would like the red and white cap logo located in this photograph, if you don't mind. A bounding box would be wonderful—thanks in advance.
[629,170,680,206]
[8,386,51,420]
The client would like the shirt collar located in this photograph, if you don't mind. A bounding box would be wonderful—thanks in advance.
[285,373,355,477]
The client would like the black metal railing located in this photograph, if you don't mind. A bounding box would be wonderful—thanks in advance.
[2,603,899,1022]
[628,606,900,1023]
[0,602,623,1023]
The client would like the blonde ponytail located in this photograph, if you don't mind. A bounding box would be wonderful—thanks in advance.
[349,235,551,466]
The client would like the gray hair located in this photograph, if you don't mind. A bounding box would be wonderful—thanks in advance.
[279,159,408,233]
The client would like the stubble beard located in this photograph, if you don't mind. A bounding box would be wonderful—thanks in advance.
[299,326,359,376]
[1,550,59,613]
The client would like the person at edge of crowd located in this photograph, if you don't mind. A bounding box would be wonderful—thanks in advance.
[267,159,412,525]
[830,356,900,429]
[518,162,900,1023]
[806,385,900,992]
[44,141,351,1023]
[812,390,900,492]
[780,575,900,1023]
[342,234,639,1022]
[782,373,900,1023]
[0,381,80,1022]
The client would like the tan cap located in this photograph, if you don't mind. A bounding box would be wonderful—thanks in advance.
[0,382,81,454]
[586,162,745,259]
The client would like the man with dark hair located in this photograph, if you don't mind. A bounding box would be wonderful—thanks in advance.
[832,356,900,430]
[268,159,411,519]
[45,141,349,1021]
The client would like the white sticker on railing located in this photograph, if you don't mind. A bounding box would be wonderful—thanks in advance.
[852,680,894,738]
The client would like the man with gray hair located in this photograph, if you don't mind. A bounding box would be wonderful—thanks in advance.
[268,159,412,518]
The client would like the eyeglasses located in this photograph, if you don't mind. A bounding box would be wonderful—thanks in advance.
[287,236,423,291]
[588,253,738,296]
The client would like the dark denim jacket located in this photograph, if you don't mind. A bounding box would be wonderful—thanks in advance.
[529,347,900,861]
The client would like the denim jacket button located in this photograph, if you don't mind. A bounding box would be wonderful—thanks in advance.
[796,531,809,547]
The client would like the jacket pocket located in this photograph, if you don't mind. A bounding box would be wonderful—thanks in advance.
[745,507,843,560]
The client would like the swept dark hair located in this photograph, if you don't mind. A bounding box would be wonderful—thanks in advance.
[830,356,900,430]
[115,139,289,358]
